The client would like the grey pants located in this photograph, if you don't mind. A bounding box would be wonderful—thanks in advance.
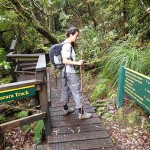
[60,72,82,109]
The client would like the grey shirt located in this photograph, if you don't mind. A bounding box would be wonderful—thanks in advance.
[61,41,76,73]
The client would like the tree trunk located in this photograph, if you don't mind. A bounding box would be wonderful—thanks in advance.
[87,2,97,29]
[34,25,57,44]
[10,0,58,44]
[120,0,127,36]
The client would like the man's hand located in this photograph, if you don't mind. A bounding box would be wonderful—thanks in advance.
[77,60,84,65]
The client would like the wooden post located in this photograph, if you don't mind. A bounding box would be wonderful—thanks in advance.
[7,57,17,82]
[10,39,17,52]
[8,39,17,81]
[36,55,51,137]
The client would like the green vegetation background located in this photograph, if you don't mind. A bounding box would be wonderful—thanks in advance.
[0,0,149,146]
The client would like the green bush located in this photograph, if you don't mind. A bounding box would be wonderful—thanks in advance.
[78,26,103,61]
[100,36,150,87]
[89,76,111,100]
[0,48,6,62]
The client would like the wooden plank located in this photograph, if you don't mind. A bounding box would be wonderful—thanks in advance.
[0,79,42,91]
[15,70,36,75]
[14,58,38,62]
[36,55,46,71]
[48,131,109,143]
[22,66,36,71]
[51,117,102,128]
[6,52,40,59]
[50,104,94,112]
[27,145,47,150]
[50,108,95,117]
[51,123,105,135]
[17,58,38,61]
[50,101,94,110]
[49,139,115,150]
[50,113,98,122]
[0,112,46,132]
[29,139,116,150]
[19,63,37,67]
[17,74,36,81]
[47,138,115,150]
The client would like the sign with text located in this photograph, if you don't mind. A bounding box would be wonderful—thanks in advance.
[0,85,36,103]
[117,66,150,114]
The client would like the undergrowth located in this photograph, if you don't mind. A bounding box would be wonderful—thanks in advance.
[0,99,45,147]
[83,67,149,131]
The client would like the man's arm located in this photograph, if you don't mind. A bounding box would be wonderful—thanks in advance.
[63,58,84,66]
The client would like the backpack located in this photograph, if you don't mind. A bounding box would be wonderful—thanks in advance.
[49,42,72,70]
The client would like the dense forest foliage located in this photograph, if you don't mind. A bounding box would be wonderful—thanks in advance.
[0,0,149,95]
[0,0,150,149]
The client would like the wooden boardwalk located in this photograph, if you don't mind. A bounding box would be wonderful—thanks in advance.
[46,73,115,150]
[19,68,115,150]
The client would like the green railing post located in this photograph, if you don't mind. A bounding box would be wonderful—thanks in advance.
[116,66,125,108]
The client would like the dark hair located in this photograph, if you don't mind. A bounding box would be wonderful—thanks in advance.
[66,27,79,38]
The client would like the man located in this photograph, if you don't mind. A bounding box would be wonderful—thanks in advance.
[61,27,92,119]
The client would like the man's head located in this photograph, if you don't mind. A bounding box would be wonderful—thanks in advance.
[66,27,79,43]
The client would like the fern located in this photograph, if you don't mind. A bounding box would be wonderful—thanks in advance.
[33,120,44,144]
[15,111,28,119]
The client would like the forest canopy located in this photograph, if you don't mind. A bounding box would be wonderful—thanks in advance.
[0,0,150,83]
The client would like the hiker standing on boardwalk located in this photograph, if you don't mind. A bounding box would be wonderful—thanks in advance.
[61,27,92,119]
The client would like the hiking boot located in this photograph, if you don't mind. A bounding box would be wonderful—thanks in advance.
[63,108,75,115]
[78,112,92,119]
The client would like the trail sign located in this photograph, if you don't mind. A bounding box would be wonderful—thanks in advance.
[117,66,150,115]
[0,85,36,103]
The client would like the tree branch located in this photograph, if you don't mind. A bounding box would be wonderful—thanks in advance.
[32,0,42,12]
[9,0,57,43]
[30,0,47,25]
[0,2,13,9]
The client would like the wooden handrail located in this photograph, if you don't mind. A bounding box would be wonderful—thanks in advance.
[6,52,40,59]
[0,112,46,132]
[0,79,42,91]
